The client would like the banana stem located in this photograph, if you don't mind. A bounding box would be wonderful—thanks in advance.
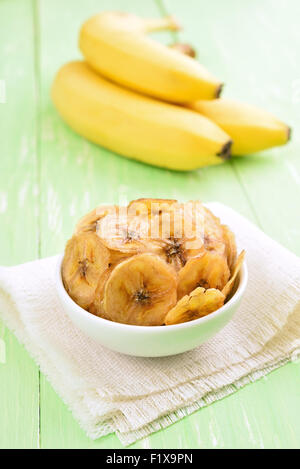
[143,16,181,33]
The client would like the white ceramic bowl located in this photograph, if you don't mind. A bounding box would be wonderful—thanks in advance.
[56,255,248,357]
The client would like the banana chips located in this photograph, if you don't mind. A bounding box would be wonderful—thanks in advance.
[62,199,245,326]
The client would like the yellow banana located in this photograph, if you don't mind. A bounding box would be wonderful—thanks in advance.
[79,11,223,103]
[189,98,291,155]
[51,61,232,171]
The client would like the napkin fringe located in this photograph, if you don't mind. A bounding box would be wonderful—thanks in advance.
[115,357,291,446]
[109,307,300,435]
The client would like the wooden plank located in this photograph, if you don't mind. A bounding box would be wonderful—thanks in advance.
[160,0,300,449]
[37,0,187,449]
[0,0,40,449]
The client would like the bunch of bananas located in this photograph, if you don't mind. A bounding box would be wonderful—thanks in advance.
[62,199,245,325]
[52,11,290,170]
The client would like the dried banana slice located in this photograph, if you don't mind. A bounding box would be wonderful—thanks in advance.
[62,232,110,309]
[150,236,204,272]
[75,205,114,234]
[202,206,226,252]
[129,198,180,239]
[97,210,150,266]
[88,268,112,317]
[147,201,206,269]
[165,287,225,325]
[177,251,230,299]
[222,250,245,299]
[181,202,227,258]
[222,225,237,272]
[103,253,177,326]
[158,237,189,270]
[128,198,177,216]
[98,201,183,262]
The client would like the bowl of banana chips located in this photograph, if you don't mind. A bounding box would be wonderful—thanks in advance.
[56,199,247,357]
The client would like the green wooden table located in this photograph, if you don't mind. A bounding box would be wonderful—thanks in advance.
[1,0,300,449]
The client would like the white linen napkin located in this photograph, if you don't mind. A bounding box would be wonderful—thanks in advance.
[0,203,300,446]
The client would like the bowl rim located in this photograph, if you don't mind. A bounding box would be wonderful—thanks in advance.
[56,254,248,333]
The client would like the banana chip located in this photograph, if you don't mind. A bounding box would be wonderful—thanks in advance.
[75,205,115,234]
[177,251,230,299]
[222,225,237,272]
[202,206,225,242]
[103,253,177,326]
[96,208,151,267]
[62,232,110,309]
[128,198,177,216]
[139,200,206,270]
[151,236,205,272]
[165,287,225,325]
[222,250,245,299]
[88,268,112,317]
[129,198,180,241]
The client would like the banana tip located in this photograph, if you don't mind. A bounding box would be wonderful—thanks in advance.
[169,42,196,58]
[287,126,292,142]
[215,83,224,99]
[217,140,232,160]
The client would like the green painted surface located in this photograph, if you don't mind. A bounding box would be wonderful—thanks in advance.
[0,0,300,449]
[0,0,40,449]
